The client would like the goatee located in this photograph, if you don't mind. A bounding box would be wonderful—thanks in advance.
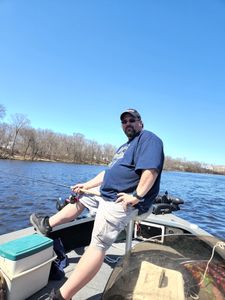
[125,127,136,140]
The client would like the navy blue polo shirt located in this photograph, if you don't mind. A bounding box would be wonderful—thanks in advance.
[100,130,164,214]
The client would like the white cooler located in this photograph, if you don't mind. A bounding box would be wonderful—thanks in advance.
[0,234,56,300]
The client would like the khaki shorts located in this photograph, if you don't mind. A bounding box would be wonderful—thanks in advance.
[79,190,137,251]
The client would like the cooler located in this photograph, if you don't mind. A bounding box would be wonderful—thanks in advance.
[0,234,56,300]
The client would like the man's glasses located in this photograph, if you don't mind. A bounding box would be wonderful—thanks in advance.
[121,118,136,125]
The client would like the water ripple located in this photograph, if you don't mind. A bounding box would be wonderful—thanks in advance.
[0,161,225,240]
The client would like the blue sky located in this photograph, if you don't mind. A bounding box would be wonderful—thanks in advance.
[0,0,225,165]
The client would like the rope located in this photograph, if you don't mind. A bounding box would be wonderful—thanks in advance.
[187,240,225,300]
[198,241,225,286]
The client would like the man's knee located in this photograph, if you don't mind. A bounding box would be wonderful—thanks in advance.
[65,201,85,212]
[90,221,123,251]
[76,200,85,211]
[90,236,112,251]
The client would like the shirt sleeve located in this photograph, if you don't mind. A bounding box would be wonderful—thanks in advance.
[134,132,164,172]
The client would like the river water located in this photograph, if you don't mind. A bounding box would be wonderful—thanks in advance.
[0,160,224,239]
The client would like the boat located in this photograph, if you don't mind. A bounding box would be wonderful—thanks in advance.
[0,193,224,300]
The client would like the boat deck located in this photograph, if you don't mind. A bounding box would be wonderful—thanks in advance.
[28,240,126,300]
[1,214,224,300]
[0,226,127,300]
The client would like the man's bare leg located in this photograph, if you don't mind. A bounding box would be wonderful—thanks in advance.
[59,246,105,300]
[49,201,85,227]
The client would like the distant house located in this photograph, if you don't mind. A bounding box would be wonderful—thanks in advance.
[213,165,225,173]
[203,164,213,171]
[1,141,13,150]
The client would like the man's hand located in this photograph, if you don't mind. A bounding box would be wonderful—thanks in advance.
[116,192,139,211]
[71,184,101,196]
[71,183,87,194]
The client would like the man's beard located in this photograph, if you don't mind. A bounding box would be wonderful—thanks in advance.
[125,126,137,140]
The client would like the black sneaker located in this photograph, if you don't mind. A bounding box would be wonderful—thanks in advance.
[47,289,66,300]
[30,213,52,236]
[47,289,57,300]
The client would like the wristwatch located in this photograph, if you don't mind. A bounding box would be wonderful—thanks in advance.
[133,191,144,201]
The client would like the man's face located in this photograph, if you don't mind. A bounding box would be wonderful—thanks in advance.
[121,113,143,139]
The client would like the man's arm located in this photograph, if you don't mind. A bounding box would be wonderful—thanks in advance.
[116,169,158,209]
[135,169,158,198]
[71,170,105,193]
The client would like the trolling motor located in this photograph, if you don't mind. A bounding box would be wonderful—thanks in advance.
[56,192,79,211]
[152,191,184,215]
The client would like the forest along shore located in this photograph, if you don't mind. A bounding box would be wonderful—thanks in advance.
[0,110,224,175]
[1,155,225,176]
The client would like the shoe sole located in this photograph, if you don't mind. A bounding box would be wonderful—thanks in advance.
[30,214,45,236]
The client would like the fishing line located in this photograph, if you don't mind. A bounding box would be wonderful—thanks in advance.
[0,169,71,189]
[0,173,69,202]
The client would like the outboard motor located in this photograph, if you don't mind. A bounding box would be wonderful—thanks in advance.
[152,191,184,215]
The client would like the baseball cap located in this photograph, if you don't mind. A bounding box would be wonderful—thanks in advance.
[120,109,141,120]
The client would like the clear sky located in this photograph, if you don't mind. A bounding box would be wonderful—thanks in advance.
[0,0,225,166]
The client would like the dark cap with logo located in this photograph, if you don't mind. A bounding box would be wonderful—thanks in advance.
[120,109,141,120]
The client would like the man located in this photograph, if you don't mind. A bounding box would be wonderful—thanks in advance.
[30,108,164,300]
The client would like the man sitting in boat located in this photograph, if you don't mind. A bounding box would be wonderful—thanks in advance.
[30,108,164,300]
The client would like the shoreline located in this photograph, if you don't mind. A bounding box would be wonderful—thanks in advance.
[1,156,224,176]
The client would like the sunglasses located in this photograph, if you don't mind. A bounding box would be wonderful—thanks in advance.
[121,118,137,124]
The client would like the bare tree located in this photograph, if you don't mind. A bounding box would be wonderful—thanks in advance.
[10,113,30,156]
[0,104,6,120]
[0,123,13,158]
[55,133,73,161]
[102,144,116,163]
[19,127,37,159]
[71,133,86,163]
[29,129,43,160]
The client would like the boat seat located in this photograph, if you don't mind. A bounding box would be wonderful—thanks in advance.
[125,208,152,254]
[125,192,184,253]
[133,261,185,300]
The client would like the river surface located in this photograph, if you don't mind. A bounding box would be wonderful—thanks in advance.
[0,160,224,239]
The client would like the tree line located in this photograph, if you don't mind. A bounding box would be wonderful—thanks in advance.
[164,156,225,175]
[0,104,116,164]
[1,104,224,175]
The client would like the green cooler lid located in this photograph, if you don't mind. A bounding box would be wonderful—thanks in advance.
[0,234,53,261]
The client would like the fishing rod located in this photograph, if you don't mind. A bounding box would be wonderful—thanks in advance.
[0,169,71,189]
[0,169,101,212]
[0,169,100,195]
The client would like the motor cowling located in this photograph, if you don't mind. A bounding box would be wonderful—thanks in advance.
[152,191,184,215]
